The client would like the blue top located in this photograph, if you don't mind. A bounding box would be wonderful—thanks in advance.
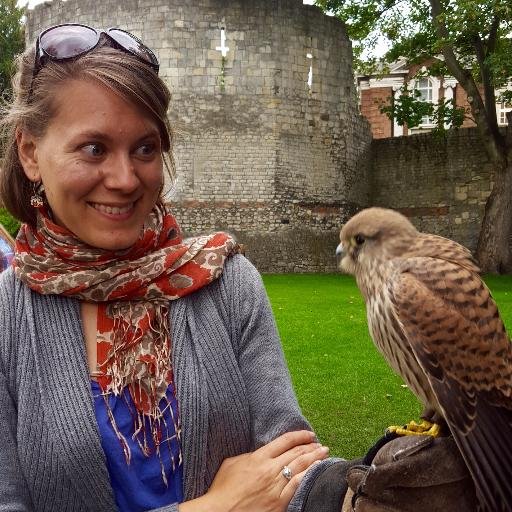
[91,380,184,512]
[0,236,14,272]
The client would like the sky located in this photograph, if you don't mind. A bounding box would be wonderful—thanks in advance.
[19,0,40,6]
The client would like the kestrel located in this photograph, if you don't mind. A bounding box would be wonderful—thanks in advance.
[337,207,512,512]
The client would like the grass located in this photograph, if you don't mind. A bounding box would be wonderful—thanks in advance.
[0,208,20,238]
[262,273,512,460]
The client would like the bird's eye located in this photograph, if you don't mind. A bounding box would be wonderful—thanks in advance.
[354,234,365,246]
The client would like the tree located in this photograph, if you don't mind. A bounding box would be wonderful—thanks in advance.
[0,0,24,99]
[316,0,512,273]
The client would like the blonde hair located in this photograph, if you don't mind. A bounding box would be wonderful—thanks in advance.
[0,43,175,226]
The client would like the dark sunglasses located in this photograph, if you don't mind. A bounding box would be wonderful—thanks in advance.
[32,23,159,83]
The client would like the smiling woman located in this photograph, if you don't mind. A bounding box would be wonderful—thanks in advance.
[17,79,164,251]
[0,23,334,512]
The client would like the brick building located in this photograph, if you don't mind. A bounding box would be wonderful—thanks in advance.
[358,57,512,139]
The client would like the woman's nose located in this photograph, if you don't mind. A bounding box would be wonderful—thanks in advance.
[102,154,140,192]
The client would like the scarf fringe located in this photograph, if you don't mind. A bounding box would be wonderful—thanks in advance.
[97,302,182,474]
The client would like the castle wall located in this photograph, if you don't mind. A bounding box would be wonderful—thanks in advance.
[27,0,372,272]
[370,128,493,252]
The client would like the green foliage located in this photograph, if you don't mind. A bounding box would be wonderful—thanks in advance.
[315,0,512,133]
[488,36,512,89]
[0,208,20,238]
[379,84,467,131]
[380,87,433,128]
[0,0,25,98]
[435,95,467,128]
[498,88,512,105]
[263,273,512,459]
[316,0,435,66]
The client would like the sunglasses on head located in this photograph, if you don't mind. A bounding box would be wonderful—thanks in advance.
[32,23,159,84]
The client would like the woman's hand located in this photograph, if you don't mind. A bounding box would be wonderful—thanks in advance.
[179,430,329,512]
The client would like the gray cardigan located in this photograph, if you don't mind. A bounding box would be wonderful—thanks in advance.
[0,255,318,512]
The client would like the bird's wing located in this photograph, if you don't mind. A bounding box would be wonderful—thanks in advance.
[390,257,512,512]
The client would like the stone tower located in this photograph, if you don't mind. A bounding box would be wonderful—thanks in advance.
[26,0,371,272]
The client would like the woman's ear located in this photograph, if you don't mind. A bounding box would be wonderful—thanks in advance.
[16,129,41,182]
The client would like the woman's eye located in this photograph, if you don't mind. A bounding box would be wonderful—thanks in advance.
[82,143,105,157]
[135,143,158,158]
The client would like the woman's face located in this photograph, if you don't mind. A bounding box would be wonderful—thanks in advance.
[18,79,164,251]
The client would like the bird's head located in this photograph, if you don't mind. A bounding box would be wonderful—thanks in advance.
[337,207,418,275]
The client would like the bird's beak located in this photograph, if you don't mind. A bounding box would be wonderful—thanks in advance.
[335,242,344,268]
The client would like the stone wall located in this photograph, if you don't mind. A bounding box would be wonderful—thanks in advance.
[27,0,372,272]
[370,127,493,252]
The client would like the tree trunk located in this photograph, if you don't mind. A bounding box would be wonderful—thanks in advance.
[476,157,512,273]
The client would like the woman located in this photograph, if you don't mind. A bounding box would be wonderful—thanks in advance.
[0,25,332,512]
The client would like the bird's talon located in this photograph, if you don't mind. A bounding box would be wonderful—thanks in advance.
[387,420,442,437]
[386,425,410,436]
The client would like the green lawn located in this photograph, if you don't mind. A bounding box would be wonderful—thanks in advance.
[0,208,20,238]
[262,273,512,460]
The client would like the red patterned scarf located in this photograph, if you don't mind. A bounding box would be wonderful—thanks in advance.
[14,202,239,471]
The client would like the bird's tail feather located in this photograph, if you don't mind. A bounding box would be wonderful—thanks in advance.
[452,401,512,512]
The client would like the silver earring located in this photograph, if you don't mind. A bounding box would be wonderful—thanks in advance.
[30,182,44,208]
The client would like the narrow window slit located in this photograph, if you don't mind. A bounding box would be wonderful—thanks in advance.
[306,53,313,89]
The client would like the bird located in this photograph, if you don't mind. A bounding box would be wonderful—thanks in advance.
[336,207,512,512]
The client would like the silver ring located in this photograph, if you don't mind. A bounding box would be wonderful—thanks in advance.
[282,465,293,481]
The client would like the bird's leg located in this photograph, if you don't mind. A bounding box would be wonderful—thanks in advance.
[387,408,445,437]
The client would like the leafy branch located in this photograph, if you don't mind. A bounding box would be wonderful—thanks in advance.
[0,0,25,99]
[379,84,467,134]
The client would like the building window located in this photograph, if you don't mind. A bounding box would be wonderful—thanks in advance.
[415,77,434,126]
[497,101,511,126]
